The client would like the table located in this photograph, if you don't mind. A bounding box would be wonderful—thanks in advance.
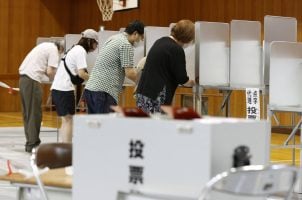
[0,168,71,200]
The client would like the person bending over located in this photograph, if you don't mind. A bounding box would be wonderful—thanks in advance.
[51,29,98,142]
[136,19,195,114]
[84,20,145,114]
[19,40,64,152]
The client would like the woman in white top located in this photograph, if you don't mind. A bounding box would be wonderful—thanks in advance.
[51,29,98,142]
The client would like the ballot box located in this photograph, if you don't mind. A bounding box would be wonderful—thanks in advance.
[73,115,270,200]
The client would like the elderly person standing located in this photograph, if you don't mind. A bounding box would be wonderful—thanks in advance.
[84,20,145,114]
[136,19,195,114]
[19,40,64,152]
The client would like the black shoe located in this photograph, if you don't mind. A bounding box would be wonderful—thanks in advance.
[25,147,33,153]
[25,142,40,153]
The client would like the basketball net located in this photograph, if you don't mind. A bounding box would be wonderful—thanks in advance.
[96,0,114,21]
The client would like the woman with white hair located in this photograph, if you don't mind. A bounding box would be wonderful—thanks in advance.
[19,39,64,153]
[51,29,98,143]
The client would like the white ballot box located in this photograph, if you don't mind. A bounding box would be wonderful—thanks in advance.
[73,115,270,200]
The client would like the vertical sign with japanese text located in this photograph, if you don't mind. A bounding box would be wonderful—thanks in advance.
[246,88,260,120]
[129,139,144,185]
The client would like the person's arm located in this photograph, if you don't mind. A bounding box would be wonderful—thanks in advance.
[78,69,89,80]
[46,66,57,81]
[182,79,195,87]
[125,67,137,82]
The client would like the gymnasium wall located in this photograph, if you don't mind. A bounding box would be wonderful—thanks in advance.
[0,0,72,111]
[0,0,301,127]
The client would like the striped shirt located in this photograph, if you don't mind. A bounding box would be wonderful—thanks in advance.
[85,32,134,102]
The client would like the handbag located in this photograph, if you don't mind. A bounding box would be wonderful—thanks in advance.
[62,57,85,85]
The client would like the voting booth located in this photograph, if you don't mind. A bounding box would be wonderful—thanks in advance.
[269,41,302,107]
[194,21,230,116]
[144,26,170,55]
[98,30,118,48]
[196,21,229,87]
[264,15,297,85]
[268,41,302,192]
[230,20,263,88]
[73,115,270,200]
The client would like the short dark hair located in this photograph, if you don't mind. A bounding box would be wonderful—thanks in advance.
[125,20,145,35]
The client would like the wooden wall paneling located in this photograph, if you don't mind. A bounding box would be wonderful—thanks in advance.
[231,0,264,22]
[119,86,136,107]
[8,0,34,74]
[0,0,9,74]
[229,91,246,118]
[158,0,171,25]
[177,0,196,22]
[0,79,21,112]
[39,0,72,36]
[201,89,222,116]
[263,0,282,16]
[298,22,302,41]
[193,0,203,22]
[0,0,73,112]
[199,0,227,22]
[280,0,295,17]
[70,0,101,33]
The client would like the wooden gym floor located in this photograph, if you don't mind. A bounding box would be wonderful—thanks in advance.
[0,111,300,166]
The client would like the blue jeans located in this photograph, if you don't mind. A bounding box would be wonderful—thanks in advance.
[84,89,117,114]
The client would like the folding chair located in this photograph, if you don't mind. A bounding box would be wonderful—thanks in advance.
[199,164,298,200]
[30,143,72,200]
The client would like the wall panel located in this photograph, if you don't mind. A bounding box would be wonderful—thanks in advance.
[0,0,9,74]
[0,0,71,111]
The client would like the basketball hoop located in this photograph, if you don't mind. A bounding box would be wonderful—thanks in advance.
[96,0,114,21]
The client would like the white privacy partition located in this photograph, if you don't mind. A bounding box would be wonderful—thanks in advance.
[230,20,263,88]
[64,34,81,52]
[124,38,144,85]
[133,40,144,68]
[36,37,50,45]
[269,41,302,107]
[73,115,269,200]
[183,43,195,80]
[268,41,302,193]
[196,22,229,87]
[144,26,170,55]
[37,37,64,48]
[264,15,297,85]
[65,34,98,73]
[98,30,118,48]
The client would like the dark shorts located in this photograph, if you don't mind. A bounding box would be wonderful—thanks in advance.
[83,89,117,114]
[51,89,75,116]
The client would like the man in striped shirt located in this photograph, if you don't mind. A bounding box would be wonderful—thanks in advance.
[84,20,144,113]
